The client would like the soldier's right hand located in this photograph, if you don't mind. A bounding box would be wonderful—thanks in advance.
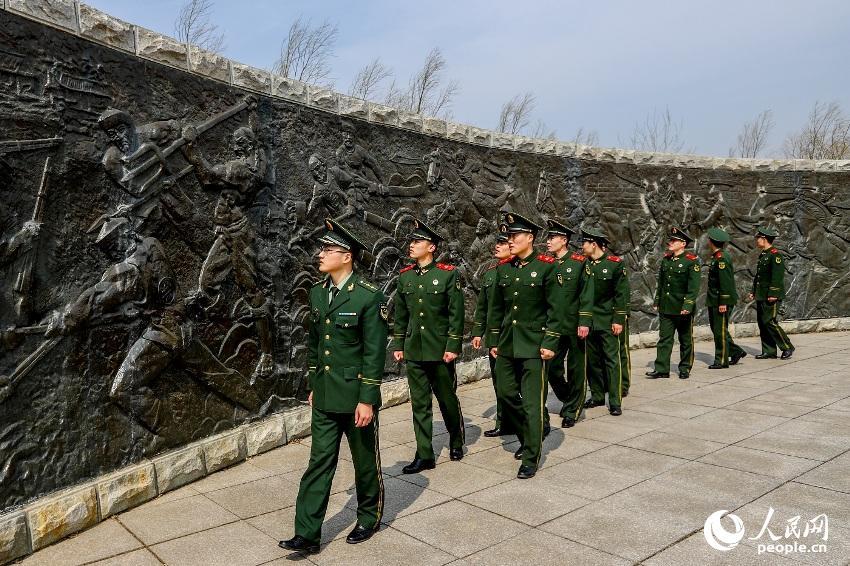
[719,305,728,313]
[393,350,404,361]
[308,391,313,406]
[471,336,482,349]
[577,326,590,339]
[489,347,498,358]
[181,125,198,143]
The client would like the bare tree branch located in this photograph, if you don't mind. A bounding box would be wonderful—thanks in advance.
[729,110,774,158]
[531,119,558,140]
[783,101,850,159]
[384,48,458,119]
[348,58,392,100]
[571,127,598,146]
[497,92,536,134]
[272,17,338,87]
[174,0,226,53]
[626,106,687,153]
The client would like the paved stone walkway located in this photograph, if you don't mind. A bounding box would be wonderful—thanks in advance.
[16,331,850,566]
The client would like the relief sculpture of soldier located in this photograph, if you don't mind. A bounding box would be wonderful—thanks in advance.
[42,211,259,450]
[180,119,274,380]
[331,121,386,211]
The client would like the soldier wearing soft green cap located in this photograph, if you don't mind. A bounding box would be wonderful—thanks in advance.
[488,211,563,479]
[281,219,388,554]
[748,226,795,359]
[646,226,702,380]
[392,218,466,474]
[706,227,747,368]
[578,227,630,415]
[471,227,515,437]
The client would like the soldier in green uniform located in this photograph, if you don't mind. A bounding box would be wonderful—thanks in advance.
[646,227,702,380]
[578,228,629,415]
[706,227,747,368]
[545,219,588,428]
[488,212,562,479]
[392,219,466,473]
[748,226,795,359]
[280,219,388,554]
[471,228,514,437]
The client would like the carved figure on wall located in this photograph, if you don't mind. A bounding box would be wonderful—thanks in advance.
[181,117,274,381]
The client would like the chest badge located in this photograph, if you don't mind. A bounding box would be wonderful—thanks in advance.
[531,271,537,278]
[347,283,354,291]
[433,279,439,285]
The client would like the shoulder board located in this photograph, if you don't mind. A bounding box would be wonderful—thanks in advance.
[570,252,586,262]
[607,255,621,263]
[713,250,723,259]
[664,252,673,259]
[770,248,779,254]
[498,256,515,265]
[399,264,415,274]
[537,254,555,263]
[357,279,379,293]
[685,253,698,261]
[436,263,455,271]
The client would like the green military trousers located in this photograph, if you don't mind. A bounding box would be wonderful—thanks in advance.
[407,360,464,461]
[547,335,587,420]
[487,353,511,431]
[585,328,625,410]
[708,306,746,366]
[619,318,631,395]
[654,313,695,375]
[756,300,794,356]
[294,408,383,544]
[494,356,547,469]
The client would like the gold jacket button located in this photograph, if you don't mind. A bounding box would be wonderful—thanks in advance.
[420,325,425,330]
[325,335,330,340]
[324,365,330,371]
[325,319,331,324]
[324,350,330,355]
[512,320,517,324]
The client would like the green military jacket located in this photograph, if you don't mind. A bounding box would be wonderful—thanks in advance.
[471,257,513,348]
[706,249,738,307]
[753,246,786,301]
[391,261,465,361]
[487,252,562,358]
[654,251,701,315]
[578,254,630,329]
[307,273,388,412]
[554,251,587,335]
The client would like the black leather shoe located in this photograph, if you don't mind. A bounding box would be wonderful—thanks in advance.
[730,351,747,365]
[678,372,689,380]
[346,524,377,544]
[517,465,537,479]
[609,407,622,416]
[449,447,464,461]
[543,422,551,438]
[622,389,629,397]
[279,535,319,554]
[781,348,795,360]
[584,399,605,408]
[514,446,524,460]
[561,417,575,428]
[755,353,777,359]
[483,427,502,437]
[402,458,435,474]
[645,371,670,379]
[707,364,728,369]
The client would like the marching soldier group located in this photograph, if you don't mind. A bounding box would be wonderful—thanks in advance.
[280,214,795,554]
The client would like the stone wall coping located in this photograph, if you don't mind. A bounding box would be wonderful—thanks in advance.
[2,316,849,562]
[3,0,850,172]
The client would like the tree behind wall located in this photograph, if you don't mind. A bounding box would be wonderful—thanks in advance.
[272,17,339,87]
[174,0,226,53]
[783,101,850,160]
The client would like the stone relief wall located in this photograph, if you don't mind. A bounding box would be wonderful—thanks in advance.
[2,4,850,511]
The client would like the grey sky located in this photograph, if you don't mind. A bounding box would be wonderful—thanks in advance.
[86,0,850,157]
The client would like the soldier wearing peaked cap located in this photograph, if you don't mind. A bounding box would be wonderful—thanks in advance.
[471,227,515,438]
[705,227,747,369]
[281,219,388,554]
[646,226,702,380]
[577,227,630,416]
[545,219,589,428]
[488,212,564,479]
[748,226,795,360]
[392,218,466,474]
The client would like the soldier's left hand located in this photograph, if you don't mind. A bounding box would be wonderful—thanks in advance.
[443,352,458,363]
[354,403,374,427]
[612,323,623,336]
[767,296,778,303]
[540,348,555,360]
[680,310,690,315]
